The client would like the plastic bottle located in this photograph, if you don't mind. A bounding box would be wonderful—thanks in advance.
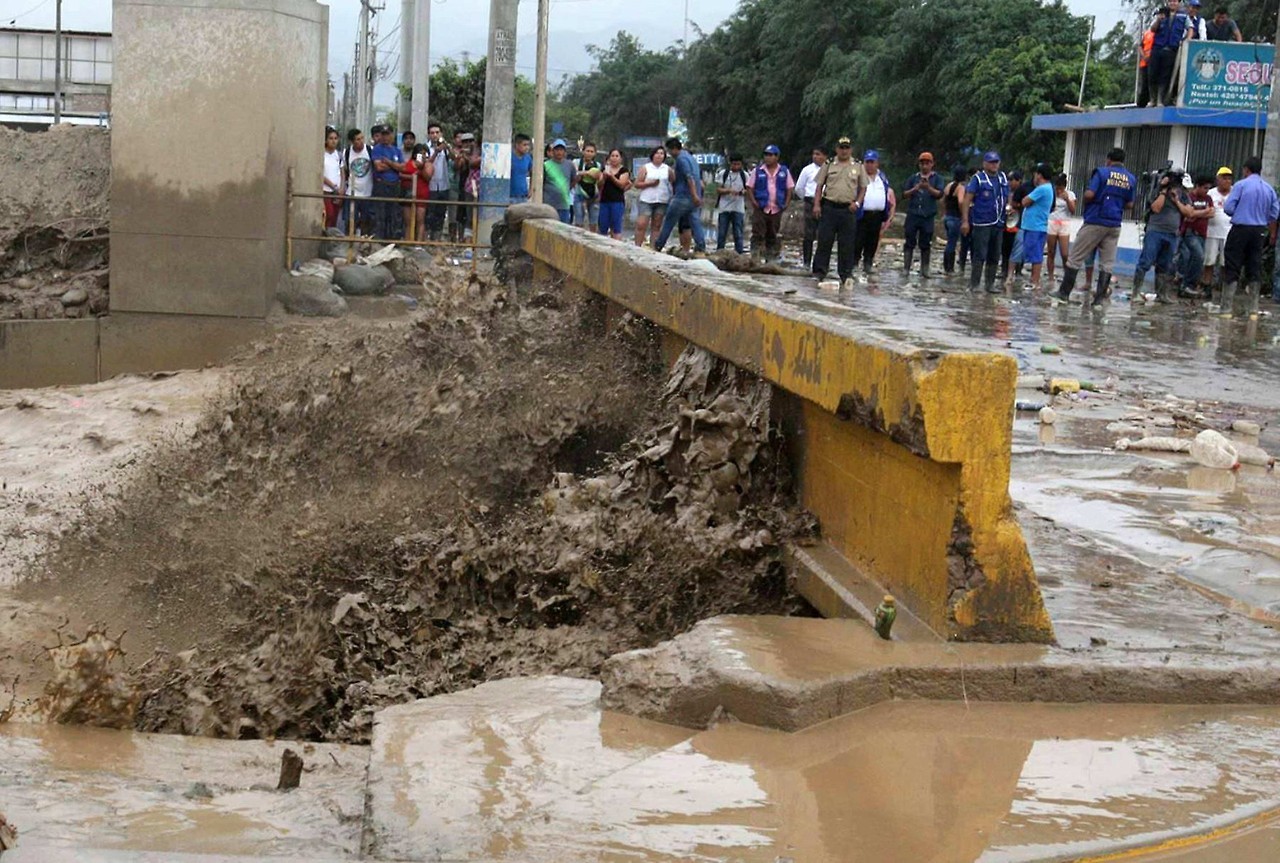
[1015,400,1047,412]
[1048,378,1081,394]
[1040,345,1061,355]
[874,595,897,640]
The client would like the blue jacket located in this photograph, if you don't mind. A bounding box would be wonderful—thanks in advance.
[1082,165,1137,228]
[1154,12,1188,49]
[752,164,791,211]
[966,170,1009,227]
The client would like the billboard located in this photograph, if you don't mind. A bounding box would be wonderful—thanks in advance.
[1182,41,1274,110]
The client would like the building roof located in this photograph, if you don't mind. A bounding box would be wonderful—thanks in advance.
[1033,106,1269,132]
[0,26,112,38]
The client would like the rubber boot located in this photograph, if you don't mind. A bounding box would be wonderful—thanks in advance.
[1054,267,1078,302]
[903,247,914,276]
[1091,269,1111,307]
[920,250,932,280]
[1219,281,1238,316]
[1155,272,1175,305]
[1246,281,1262,317]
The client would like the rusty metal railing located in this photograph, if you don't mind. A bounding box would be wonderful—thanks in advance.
[286,174,509,275]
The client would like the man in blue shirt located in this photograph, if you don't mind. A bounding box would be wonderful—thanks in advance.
[1220,155,1280,317]
[1150,0,1190,106]
[369,124,407,239]
[1054,148,1137,306]
[510,134,532,204]
[902,151,945,278]
[654,137,707,255]
[960,150,1010,293]
[1019,164,1056,290]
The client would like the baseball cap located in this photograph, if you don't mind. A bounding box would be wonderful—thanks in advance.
[918,151,934,162]
[459,132,475,141]
[551,138,567,149]
[1217,165,1234,175]
[1189,0,1201,6]
[764,144,780,155]
[983,150,1001,162]
[863,149,880,161]
[837,136,852,146]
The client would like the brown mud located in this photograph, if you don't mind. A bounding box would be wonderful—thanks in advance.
[0,126,110,320]
[19,270,812,742]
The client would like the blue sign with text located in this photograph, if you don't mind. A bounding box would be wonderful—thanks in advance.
[1182,41,1274,110]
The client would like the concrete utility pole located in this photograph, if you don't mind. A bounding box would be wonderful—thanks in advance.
[53,0,62,122]
[410,0,430,139]
[530,0,550,203]
[356,0,371,132]
[479,0,518,241]
[366,41,377,125]
[398,0,413,131]
[1261,8,1280,181]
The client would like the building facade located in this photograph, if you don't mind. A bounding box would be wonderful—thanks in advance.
[0,26,112,127]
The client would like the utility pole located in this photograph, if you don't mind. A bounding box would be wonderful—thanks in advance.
[479,0,519,241]
[398,0,413,132]
[53,0,62,123]
[682,0,689,57]
[366,41,377,125]
[410,0,430,136]
[530,0,550,203]
[1261,7,1280,181]
[1077,15,1094,108]
[355,0,371,132]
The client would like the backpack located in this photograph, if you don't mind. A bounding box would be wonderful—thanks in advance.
[718,167,747,189]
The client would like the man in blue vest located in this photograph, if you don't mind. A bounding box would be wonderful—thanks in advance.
[1054,148,1137,305]
[1151,0,1190,106]
[747,145,794,262]
[960,150,1010,293]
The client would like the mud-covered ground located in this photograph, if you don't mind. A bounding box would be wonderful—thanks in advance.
[0,126,110,320]
[15,269,812,742]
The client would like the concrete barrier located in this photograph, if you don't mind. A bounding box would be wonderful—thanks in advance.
[521,220,1053,643]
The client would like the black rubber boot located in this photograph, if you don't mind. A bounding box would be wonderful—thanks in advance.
[1246,281,1262,317]
[1155,273,1175,305]
[1219,281,1237,316]
[1054,267,1078,302]
[903,248,914,276]
[1091,269,1111,306]
[920,250,932,280]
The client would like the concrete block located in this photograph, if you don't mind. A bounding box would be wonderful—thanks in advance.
[99,313,268,378]
[109,235,280,317]
[0,319,98,389]
[521,220,1053,642]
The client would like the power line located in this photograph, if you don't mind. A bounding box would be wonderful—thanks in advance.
[5,0,51,26]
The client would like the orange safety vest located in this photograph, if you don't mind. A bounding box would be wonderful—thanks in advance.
[1139,29,1155,68]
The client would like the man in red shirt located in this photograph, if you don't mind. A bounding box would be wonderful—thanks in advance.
[1177,174,1214,298]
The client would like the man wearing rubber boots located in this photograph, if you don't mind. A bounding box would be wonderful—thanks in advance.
[1219,155,1280,318]
[960,151,1009,293]
[1054,148,1136,306]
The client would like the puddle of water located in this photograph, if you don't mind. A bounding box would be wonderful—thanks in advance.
[0,722,367,859]
[366,677,1280,863]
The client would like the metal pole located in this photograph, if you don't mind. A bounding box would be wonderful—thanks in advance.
[356,0,370,132]
[683,0,689,57]
[53,0,62,123]
[399,0,413,131]
[1077,15,1095,108]
[1262,8,1280,178]
[530,0,550,204]
[480,0,518,243]
[410,0,430,136]
[367,41,377,127]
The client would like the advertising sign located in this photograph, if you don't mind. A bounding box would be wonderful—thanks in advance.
[666,107,688,140]
[1182,41,1274,109]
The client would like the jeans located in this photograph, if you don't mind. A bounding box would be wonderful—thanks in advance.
[717,211,745,253]
[426,188,452,239]
[943,215,963,272]
[813,200,857,280]
[574,197,600,229]
[557,208,572,224]
[1134,229,1178,284]
[969,223,1003,289]
[654,195,706,252]
[802,197,819,266]
[903,213,935,270]
[373,179,402,239]
[1178,233,1205,289]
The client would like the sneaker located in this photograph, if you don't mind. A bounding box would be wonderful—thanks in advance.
[841,277,855,291]
[817,278,840,290]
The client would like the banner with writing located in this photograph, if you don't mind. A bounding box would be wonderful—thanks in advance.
[1182,41,1274,109]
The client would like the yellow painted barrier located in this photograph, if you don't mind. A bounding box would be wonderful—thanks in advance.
[522,220,1053,643]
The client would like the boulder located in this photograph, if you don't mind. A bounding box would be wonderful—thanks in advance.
[504,202,560,226]
[276,272,348,317]
[333,264,394,296]
[59,287,89,306]
[385,250,434,286]
[320,227,354,261]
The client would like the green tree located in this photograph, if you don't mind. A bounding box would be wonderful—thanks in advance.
[560,33,684,145]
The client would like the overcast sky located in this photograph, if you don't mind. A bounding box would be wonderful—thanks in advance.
[11,0,1131,107]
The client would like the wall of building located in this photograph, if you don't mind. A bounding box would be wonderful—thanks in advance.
[110,0,328,319]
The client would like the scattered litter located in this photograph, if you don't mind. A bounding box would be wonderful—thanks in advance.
[1189,429,1238,470]
[1234,441,1275,468]
[1232,419,1262,436]
[1048,378,1081,394]
[1039,407,1057,425]
[1014,400,1046,412]
[1040,344,1061,355]
[1115,436,1191,453]
[362,244,405,268]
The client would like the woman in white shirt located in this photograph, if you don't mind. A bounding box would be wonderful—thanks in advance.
[1046,173,1076,283]
[322,126,343,228]
[633,146,671,247]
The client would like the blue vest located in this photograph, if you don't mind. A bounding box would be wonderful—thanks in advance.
[752,164,790,210]
[966,170,1009,227]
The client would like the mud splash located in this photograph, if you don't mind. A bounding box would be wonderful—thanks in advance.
[24,269,812,742]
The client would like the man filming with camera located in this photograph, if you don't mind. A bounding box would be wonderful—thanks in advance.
[1134,168,1203,304]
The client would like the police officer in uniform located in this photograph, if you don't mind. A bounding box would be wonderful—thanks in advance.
[811,136,867,290]
[960,150,1010,293]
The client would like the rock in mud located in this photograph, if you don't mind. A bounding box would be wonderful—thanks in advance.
[504,202,559,226]
[275,272,348,317]
[333,264,393,296]
[385,250,433,286]
[319,227,352,261]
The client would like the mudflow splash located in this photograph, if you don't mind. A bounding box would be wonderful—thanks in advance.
[23,270,814,742]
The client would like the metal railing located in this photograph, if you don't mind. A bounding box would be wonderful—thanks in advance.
[285,175,509,275]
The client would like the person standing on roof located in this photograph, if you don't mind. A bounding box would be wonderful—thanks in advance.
[852,149,894,276]
[747,144,794,262]
[1206,6,1243,40]
[794,147,828,269]
[960,150,1010,293]
[1219,155,1280,317]
[1136,21,1157,107]
[1186,0,1208,38]
[901,151,945,279]
[811,136,866,290]
[1151,0,1190,106]
[1053,147,1137,306]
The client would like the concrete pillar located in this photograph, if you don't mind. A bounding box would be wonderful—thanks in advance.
[409,0,431,139]
[110,0,329,318]
[398,0,413,132]
[479,0,518,244]
[1261,11,1280,180]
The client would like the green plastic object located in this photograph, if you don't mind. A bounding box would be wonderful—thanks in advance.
[874,595,897,640]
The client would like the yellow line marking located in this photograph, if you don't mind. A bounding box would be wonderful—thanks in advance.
[1070,806,1280,861]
